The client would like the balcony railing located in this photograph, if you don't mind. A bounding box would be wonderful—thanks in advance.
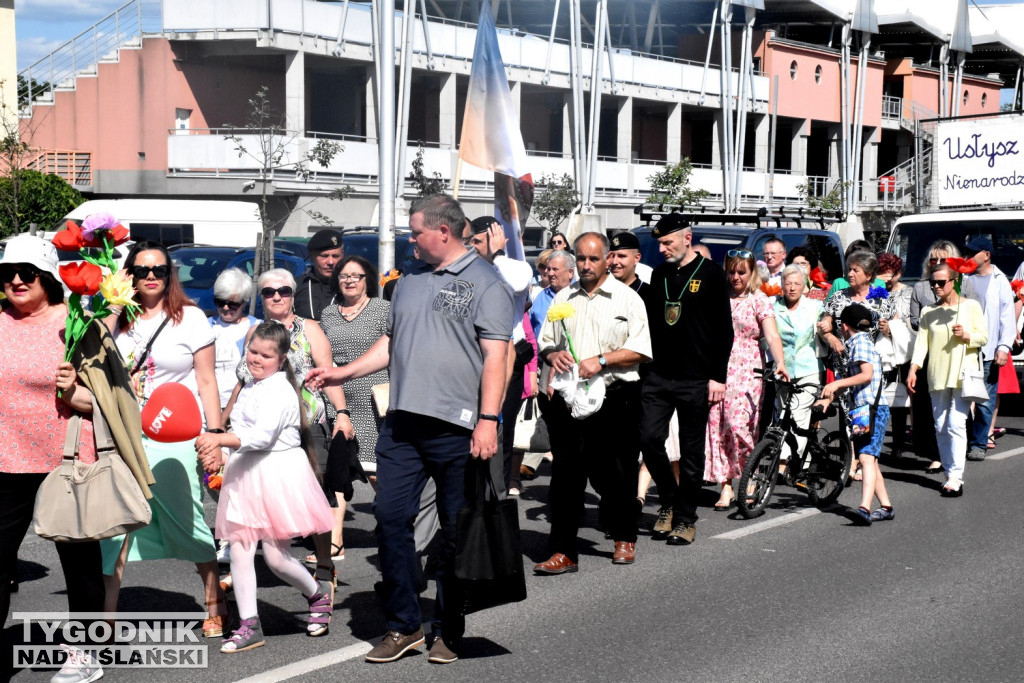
[882,95,902,120]
[13,149,94,188]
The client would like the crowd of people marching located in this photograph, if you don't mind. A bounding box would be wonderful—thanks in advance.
[1,195,1020,680]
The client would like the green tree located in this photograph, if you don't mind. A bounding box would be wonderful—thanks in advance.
[797,179,851,211]
[646,158,710,206]
[224,85,351,294]
[533,173,579,231]
[408,145,446,197]
[18,75,50,110]
[0,170,84,238]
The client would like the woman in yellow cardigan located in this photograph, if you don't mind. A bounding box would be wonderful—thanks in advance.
[907,262,988,497]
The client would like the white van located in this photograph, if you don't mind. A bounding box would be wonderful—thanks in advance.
[59,199,262,248]
[885,210,1024,285]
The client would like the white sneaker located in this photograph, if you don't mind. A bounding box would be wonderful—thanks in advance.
[508,487,521,496]
[51,644,103,683]
[216,541,231,564]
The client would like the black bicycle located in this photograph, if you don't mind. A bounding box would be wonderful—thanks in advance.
[737,367,853,518]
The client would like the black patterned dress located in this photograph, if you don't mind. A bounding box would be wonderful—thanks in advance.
[319,298,390,472]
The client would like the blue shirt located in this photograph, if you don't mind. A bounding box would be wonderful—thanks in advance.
[844,331,886,409]
[528,286,557,340]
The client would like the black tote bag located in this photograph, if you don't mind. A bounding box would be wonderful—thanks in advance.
[454,459,527,614]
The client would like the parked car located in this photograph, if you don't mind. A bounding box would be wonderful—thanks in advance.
[631,208,847,281]
[274,237,311,262]
[169,245,306,316]
[886,210,1024,285]
[340,227,419,274]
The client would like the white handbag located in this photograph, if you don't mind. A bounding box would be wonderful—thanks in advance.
[960,351,989,404]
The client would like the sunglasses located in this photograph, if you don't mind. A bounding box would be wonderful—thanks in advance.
[261,286,294,299]
[131,264,170,279]
[0,263,40,284]
[727,249,754,258]
[928,257,948,265]
[929,279,951,288]
[338,273,366,283]
[214,298,243,311]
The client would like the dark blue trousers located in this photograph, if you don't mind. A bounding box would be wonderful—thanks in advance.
[374,411,471,645]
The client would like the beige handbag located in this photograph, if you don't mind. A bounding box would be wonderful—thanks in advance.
[33,398,152,542]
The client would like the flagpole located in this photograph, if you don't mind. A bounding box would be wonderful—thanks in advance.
[453,157,464,200]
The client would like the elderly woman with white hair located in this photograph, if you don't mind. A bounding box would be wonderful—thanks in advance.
[209,268,259,410]
[772,264,825,472]
[225,268,352,624]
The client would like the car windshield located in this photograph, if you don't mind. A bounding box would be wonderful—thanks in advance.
[890,219,1024,282]
[174,251,239,289]
[637,229,744,268]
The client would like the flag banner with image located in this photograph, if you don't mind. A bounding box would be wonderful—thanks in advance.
[459,0,532,261]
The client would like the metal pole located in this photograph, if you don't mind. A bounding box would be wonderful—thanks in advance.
[604,4,616,92]
[542,0,562,85]
[767,75,779,208]
[1014,62,1022,111]
[719,1,734,210]
[839,24,851,214]
[850,35,869,211]
[379,0,396,274]
[418,0,435,67]
[569,0,586,202]
[584,0,607,210]
[732,7,754,209]
[394,0,414,198]
[697,5,719,106]
[914,120,922,212]
[334,0,351,54]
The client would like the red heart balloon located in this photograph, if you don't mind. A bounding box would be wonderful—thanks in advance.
[140,382,203,442]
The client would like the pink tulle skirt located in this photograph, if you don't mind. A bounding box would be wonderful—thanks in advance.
[215,446,334,548]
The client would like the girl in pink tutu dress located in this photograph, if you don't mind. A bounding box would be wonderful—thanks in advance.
[195,322,335,653]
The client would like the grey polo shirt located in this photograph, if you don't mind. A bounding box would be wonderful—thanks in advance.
[387,248,515,429]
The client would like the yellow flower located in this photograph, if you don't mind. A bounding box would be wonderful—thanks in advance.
[546,302,576,322]
[99,270,138,308]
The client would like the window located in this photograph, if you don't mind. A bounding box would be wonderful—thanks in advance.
[814,65,822,84]
[963,90,969,106]
[982,92,988,109]
[130,223,194,247]
[790,61,798,80]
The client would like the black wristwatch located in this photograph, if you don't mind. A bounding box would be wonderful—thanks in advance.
[336,408,351,417]
[598,354,607,367]
[205,428,226,434]
[479,413,500,422]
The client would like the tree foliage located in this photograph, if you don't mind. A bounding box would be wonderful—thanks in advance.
[533,173,579,231]
[0,170,84,238]
[18,76,50,110]
[646,158,710,207]
[409,146,446,197]
[797,180,851,211]
[224,85,351,289]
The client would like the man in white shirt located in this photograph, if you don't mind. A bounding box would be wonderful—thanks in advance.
[763,237,787,287]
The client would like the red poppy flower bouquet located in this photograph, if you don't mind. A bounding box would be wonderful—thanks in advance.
[943,257,978,295]
[52,213,139,361]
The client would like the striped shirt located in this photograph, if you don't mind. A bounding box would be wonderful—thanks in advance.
[538,275,652,385]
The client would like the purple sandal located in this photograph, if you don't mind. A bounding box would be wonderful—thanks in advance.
[307,580,333,637]
[220,617,265,653]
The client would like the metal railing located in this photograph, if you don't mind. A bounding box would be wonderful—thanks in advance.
[882,95,902,120]
[18,0,163,115]
[22,149,93,187]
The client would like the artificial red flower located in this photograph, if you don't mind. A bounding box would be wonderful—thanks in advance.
[944,257,978,275]
[379,268,401,288]
[59,262,103,295]
[760,282,782,297]
[205,473,222,491]
[52,222,86,251]
[809,267,830,289]
[1011,279,1024,295]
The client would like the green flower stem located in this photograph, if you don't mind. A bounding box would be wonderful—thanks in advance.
[560,320,579,363]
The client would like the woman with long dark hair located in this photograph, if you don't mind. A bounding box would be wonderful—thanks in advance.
[101,240,227,638]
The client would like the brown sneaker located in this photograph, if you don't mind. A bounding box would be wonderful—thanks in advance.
[652,506,673,539]
[365,629,425,663]
[427,636,459,664]
[666,522,696,545]
[611,541,635,565]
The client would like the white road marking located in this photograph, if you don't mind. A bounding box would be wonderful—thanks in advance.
[987,446,1024,461]
[231,641,373,682]
[712,508,821,540]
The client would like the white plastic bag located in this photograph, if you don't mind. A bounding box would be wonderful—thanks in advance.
[549,366,606,419]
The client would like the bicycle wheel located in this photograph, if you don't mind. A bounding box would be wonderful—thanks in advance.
[737,437,782,519]
[804,430,852,506]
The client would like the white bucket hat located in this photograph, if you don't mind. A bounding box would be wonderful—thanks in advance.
[0,234,62,281]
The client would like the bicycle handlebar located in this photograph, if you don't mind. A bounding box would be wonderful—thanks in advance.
[753,366,817,393]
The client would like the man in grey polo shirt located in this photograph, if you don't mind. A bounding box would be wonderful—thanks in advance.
[307,194,514,665]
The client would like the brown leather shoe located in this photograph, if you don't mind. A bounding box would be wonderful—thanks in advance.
[533,553,578,575]
[612,541,636,565]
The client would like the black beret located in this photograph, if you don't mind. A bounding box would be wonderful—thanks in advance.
[652,214,691,239]
[309,229,343,252]
[609,232,640,251]
[470,216,499,235]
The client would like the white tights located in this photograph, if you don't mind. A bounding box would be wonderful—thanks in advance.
[229,538,318,620]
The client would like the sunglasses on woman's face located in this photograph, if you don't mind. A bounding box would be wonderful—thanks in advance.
[928,257,948,265]
[214,298,243,311]
[131,264,170,279]
[929,279,951,288]
[261,286,294,299]
[0,263,40,284]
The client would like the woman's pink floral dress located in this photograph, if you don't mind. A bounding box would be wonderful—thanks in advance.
[704,291,774,482]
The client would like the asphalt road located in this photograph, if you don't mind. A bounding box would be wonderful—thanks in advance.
[5,409,1024,683]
